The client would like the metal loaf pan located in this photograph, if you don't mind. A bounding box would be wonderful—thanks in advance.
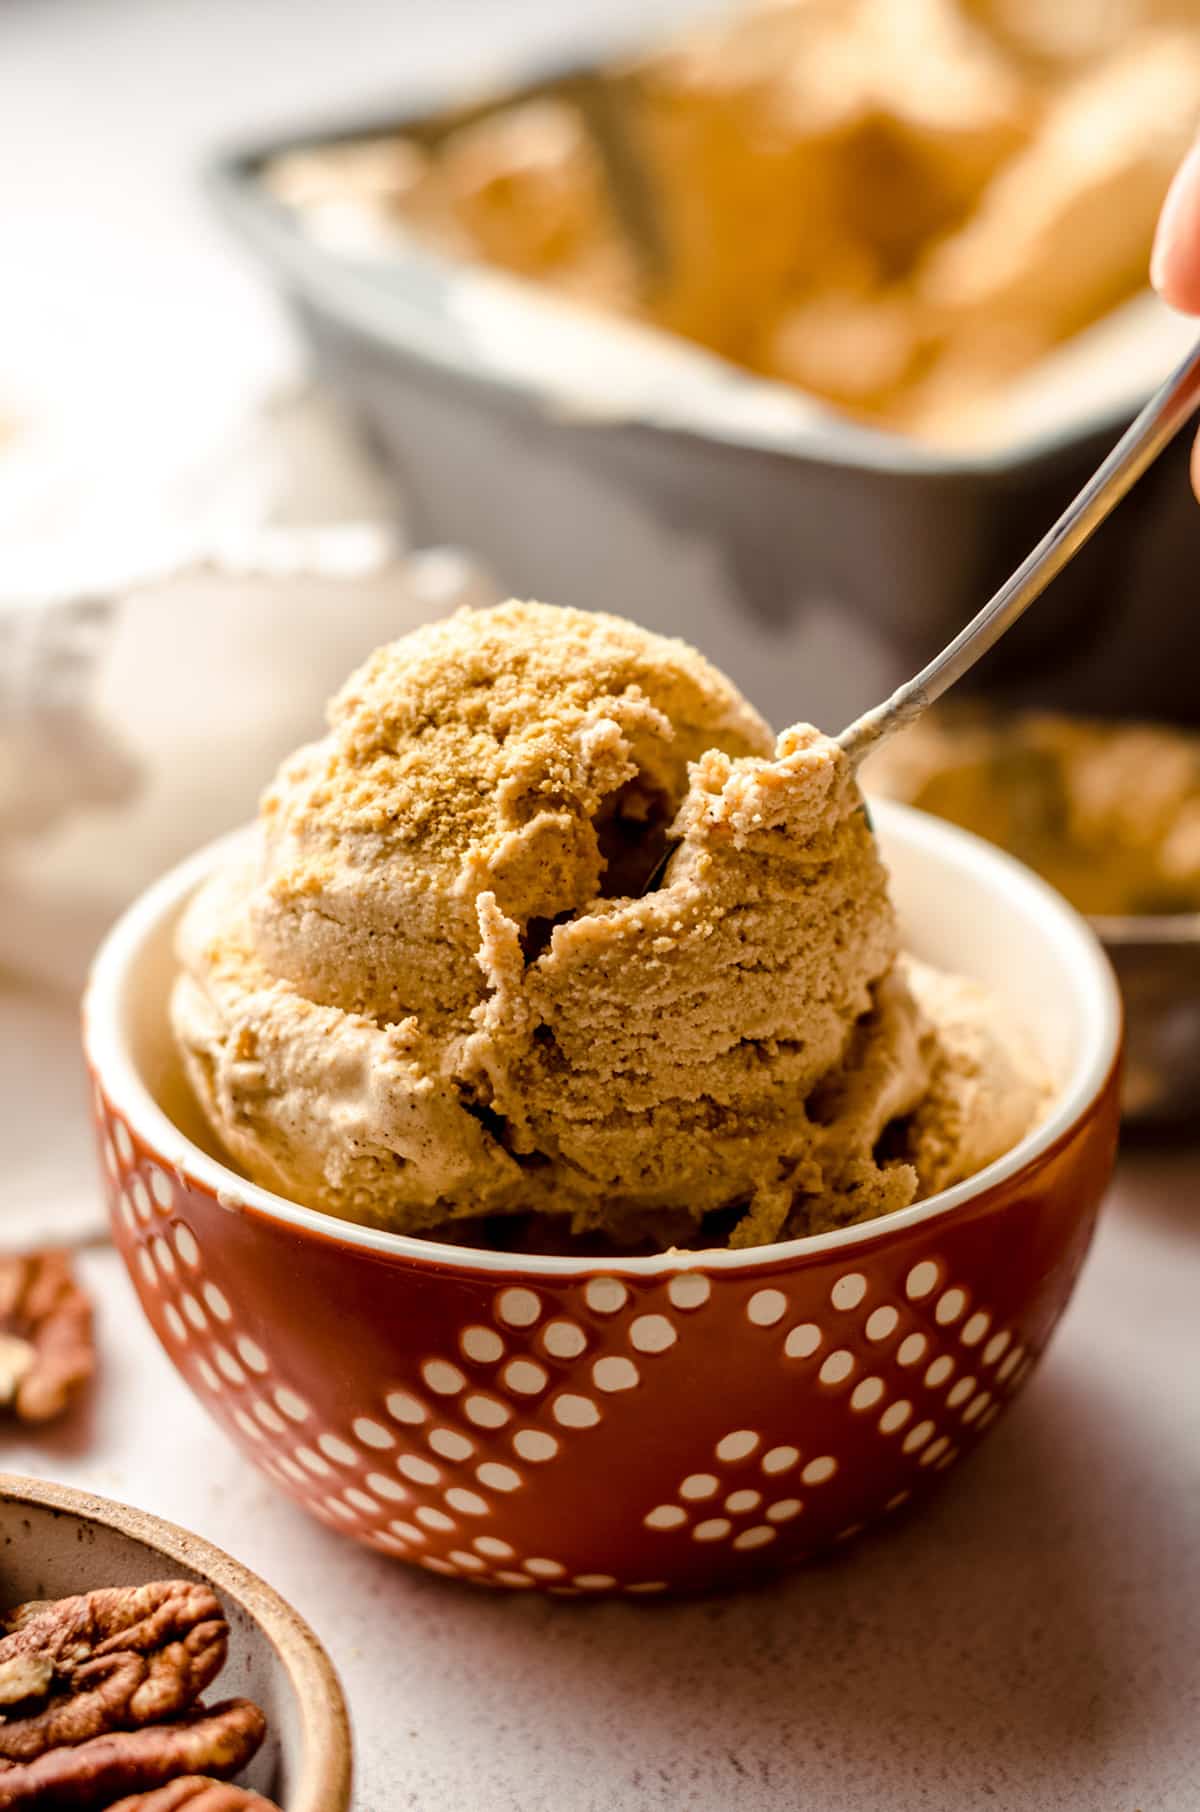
[207,63,1200,732]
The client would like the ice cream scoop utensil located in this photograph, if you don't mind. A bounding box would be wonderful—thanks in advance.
[838,336,1200,767]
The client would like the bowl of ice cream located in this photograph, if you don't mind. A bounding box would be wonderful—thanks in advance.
[83,603,1121,1595]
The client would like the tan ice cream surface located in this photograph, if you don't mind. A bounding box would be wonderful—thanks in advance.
[172,602,1048,1251]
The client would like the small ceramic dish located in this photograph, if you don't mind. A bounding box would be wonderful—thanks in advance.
[0,1471,352,1810]
[83,803,1121,1596]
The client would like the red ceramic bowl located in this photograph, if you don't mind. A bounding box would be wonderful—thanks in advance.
[84,803,1121,1596]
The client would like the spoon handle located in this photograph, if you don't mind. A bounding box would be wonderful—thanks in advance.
[838,334,1200,767]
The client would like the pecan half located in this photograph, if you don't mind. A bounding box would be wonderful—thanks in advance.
[105,1778,280,1811]
[0,1584,227,1761]
[0,1699,266,1809]
[0,1250,95,1423]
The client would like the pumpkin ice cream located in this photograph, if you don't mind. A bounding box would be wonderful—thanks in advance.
[171,601,1047,1250]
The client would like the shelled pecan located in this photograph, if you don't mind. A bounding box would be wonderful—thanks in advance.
[106,1776,280,1810]
[0,1582,228,1762]
[0,1699,266,1809]
[0,1250,95,1423]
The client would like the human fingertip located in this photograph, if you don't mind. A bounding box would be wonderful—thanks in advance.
[1152,138,1200,310]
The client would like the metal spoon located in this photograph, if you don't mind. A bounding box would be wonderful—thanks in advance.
[837,335,1200,767]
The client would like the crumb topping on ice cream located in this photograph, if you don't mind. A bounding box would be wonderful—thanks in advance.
[172,601,1048,1250]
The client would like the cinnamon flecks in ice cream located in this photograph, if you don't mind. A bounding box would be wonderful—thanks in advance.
[171,601,1048,1251]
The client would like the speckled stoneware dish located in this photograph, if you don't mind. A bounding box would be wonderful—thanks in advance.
[83,802,1121,1596]
[0,1473,351,1809]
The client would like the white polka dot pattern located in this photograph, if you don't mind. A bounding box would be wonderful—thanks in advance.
[831,1273,867,1311]
[865,1306,899,1342]
[629,1314,676,1354]
[715,1430,759,1463]
[497,1289,541,1328]
[368,1473,408,1502]
[552,1393,600,1429]
[354,1417,394,1450]
[746,1289,787,1327]
[476,1462,521,1493]
[387,1391,424,1425]
[173,1227,200,1269]
[902,1420,934,1454]
[422,1360,466,1396]
[318,1433,358,1467]
[762,1444,799,1474]
[398,1454,441,1486]
[592,1356,639,1393]
[766,1498,802,1523]
[880,1400,912,1435]
[935,1288,967,1326]
[96,1090,1054,1593]
[541,1320,587,1359]
[445,1488,488,1517]
[667,1272,710,1310]
[203,1283,231,1323]
[818,1350,855,1387]
[733,1526,775,1551]
[503,1360,547,1395]
[584,1277,627,1315]
[461,1326,504,1364]
[513,1429,558,1462]
[429,1428,474,1462]
[463,1394,509,1429]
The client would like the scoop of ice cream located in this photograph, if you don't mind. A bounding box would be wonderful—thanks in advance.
[248,600,772,1027]
[461,720,906,1224]
[172,600,1047,1248]
[900,956,1050,1195]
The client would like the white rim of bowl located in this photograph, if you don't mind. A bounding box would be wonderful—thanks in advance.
[83,801,1122,1278]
